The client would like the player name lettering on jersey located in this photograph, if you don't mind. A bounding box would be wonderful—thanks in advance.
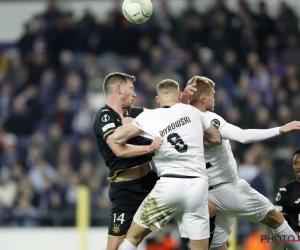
[159,116,191,137]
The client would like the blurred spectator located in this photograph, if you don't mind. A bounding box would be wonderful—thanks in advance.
[256,1,276,59]
[72,99,94,136]
[43,0,61,23]
[0,167,17,208]
[28,152,57,193]
[276,2,298,36]
[4,97,34,136]
[251,158,275,201]
[12,195,40,226]
[238,150,260,183]
[65,173,79,209]
[0,133,22,167]
[51,96,73,135]
[0,84,13,121]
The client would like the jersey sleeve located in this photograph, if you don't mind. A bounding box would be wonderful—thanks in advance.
[201,114,211,131]
[275,187,289,215]
[220,123,280,143]
[132,111,157,137]
[208,113,228,133]
[94,111,118,141]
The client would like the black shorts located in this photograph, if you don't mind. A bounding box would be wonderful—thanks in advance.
[107,171,159,237]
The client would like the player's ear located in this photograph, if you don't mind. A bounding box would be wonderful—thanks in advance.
[116,84,122,95]
[156,96,160,105]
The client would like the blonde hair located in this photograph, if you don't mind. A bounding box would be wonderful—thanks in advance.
[186,76,215,102]
[156,79,180,95]
[103,72,136,95]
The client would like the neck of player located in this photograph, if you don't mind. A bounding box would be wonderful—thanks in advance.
[190,100,206,112]
[160,101,178,108]
[106,97,127,117]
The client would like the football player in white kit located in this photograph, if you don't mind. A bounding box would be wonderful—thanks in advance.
[183,76,300,250]
[113,79,222,250]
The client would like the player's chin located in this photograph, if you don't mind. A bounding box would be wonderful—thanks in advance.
[126,102,133,109]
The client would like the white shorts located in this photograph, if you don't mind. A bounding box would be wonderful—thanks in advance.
[208,179,275,248]
[134,177,210,240]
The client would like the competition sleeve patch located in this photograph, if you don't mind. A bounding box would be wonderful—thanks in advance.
[211,119,220,129]
[274,188,288,214]
[94,111,118,140]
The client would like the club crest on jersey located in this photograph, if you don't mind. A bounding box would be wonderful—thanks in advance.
[211,119,220,129]
[275,192,281,201]
[112,224,120,233]
[101,114,110,123]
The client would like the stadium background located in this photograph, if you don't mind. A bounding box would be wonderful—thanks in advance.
[0,0,300,249]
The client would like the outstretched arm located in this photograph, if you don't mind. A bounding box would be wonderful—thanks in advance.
[221,121,300,144]
[221,123,279,143]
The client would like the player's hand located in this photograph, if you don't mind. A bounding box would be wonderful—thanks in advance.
[150,137,164,152]
[181,80,197,104]
[122,117,134,125]
[279,121,300,134]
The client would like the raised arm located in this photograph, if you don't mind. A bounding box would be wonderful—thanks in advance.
[221,121,300,144]
[221,123,279,143]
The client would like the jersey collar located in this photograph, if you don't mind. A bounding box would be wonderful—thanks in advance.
[105,104,131,118]
[162,106,171,108]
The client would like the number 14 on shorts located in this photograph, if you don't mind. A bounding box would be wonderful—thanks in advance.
[114,213,125,224]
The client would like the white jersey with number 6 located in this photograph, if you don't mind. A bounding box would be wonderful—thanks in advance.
[203,111,238,187]
[132,103,211,179]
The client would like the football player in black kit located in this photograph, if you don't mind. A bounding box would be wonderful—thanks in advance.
[93,72,163,250]
[275,148,300,240]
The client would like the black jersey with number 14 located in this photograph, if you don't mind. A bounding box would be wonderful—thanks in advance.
[93,105,154,179]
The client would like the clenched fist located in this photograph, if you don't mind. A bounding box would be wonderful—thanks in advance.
[150,137,164,152]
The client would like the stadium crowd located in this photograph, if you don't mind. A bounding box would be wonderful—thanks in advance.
[0,0,300,245]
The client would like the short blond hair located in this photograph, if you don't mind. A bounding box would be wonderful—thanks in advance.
[156,79,180,95]
[187,76,215,102]
[103,72,136,95]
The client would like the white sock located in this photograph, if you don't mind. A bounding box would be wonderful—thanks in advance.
[272,220,300,250]
[118,239,137,250]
